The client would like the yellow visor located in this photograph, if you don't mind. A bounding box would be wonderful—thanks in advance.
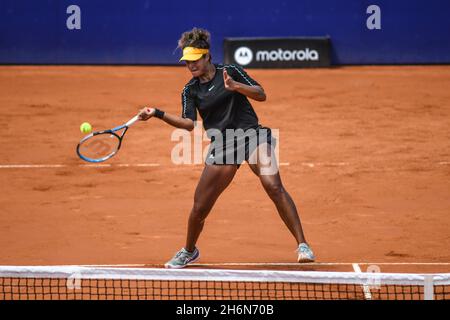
[179,47,209,62]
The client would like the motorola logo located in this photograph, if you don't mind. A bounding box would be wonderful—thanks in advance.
[256,48,319,62]
[234,47,253,66]
[234,46,320,66]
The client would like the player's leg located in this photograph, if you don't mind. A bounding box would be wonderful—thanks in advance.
[247,142,315,262]
[165,164,237,268]
[185,164,238,251]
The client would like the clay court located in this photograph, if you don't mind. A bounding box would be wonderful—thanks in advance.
[1,65,449,275]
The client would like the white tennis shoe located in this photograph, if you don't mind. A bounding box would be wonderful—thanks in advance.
[165,247,200,269]
[297,243,315,263]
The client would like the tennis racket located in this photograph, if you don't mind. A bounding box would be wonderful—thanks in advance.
[76,115,139,163]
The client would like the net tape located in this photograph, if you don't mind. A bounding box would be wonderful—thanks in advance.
[1,266,449,300]
[1,266,450,284]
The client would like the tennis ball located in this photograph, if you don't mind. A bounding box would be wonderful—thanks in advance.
[80,122,92,134]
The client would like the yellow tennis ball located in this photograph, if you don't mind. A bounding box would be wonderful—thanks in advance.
[80,122,92,134]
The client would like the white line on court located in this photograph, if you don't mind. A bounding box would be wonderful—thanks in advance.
[352,263,372,300]
[79,164,112,168]
[72,262,450,268]
[0,164,67,169]
[0,162,312,169]
[301,162,349,168]
[0,161,448,169]
[119,163,161,167]
[0,163,161,169]
[194,262,450,266]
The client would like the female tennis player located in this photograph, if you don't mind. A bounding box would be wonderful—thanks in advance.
[138,28,315,268]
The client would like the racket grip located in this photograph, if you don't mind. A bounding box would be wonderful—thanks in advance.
[125,115,139,127]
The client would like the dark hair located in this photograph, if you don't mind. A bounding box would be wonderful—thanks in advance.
[178,27,211,50]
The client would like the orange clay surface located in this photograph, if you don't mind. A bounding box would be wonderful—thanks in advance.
[0,65,449,273]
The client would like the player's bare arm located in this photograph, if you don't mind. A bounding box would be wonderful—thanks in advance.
[223,69,266,101]
[138,107,194,131]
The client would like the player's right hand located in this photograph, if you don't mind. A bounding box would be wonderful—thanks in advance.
[138,107,155,121]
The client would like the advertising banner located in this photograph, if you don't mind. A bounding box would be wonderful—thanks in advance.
[224,37,331,68]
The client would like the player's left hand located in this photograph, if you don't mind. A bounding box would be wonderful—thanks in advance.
[223,69,238,91]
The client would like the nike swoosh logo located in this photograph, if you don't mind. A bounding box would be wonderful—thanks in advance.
[208,85,215,91]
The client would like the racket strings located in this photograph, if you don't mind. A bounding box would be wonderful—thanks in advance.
[78,133,121,162]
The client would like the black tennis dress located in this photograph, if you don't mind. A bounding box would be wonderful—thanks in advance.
[181,64,275,166]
